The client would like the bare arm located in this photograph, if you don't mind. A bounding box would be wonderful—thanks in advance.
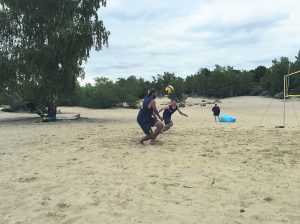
[152,112,158,119]
[149,100,163,121]
[158,105,169,113]
[177,108,188,117]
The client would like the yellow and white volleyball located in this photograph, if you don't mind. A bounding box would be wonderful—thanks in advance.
[165,85,174,94]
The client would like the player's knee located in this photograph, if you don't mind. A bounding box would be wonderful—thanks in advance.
[157,121,164,129]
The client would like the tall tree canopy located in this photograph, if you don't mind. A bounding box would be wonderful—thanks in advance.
[0,0,109,113]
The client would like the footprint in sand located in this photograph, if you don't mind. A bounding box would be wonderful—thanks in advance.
[57,202,70,210]
[76,137,84,140]
[62,216,82,224]
[149,174,158,178]
[264,196,273,202]
[41,196,51,205]
[46,212,66,221]
[90,196,100,206]
[42,185,61,192]
[18,176,37,183]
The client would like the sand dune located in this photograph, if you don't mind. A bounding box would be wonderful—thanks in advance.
[0,96,299,224]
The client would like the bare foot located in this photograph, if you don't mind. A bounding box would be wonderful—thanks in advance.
[150,139,156,145]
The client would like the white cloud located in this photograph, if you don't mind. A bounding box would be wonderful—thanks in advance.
[83,0,300,83]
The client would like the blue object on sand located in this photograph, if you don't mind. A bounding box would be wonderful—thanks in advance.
[220,114,236,123]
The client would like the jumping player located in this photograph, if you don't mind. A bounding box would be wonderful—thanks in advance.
[159,99,188,133]
[137,88,164,144]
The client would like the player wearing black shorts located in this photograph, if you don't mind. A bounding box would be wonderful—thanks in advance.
[159,99,188,133]
[137,89,164,144]
[212,103,220,122]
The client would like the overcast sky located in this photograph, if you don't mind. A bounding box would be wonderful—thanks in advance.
[83,0,300,83]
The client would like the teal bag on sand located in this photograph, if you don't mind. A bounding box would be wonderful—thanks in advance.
[220,114,236,123]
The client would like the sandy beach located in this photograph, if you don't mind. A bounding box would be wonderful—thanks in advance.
[0,96,299,224]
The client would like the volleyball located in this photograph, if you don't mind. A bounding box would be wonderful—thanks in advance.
[165,85,174,94]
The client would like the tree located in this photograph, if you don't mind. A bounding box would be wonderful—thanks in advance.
[287,51,300,94]
[261,57,289,95]
[0,0,109,117]
[116,76,147,108]
[251,65,267,83]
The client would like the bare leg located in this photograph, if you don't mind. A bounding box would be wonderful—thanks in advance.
[162,122,173,132]
[150,121,164,144]
[139,134,154,144]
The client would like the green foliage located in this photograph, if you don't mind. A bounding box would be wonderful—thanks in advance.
[68,76,148,109]
[78,78,121,108]
[52,52,300,108]
[288,51,300,94]
[116,76,148,108]
[152,72,185,99]
[183,65,254,98]
[251,66,267,83]
[1,2,300,113]
[261,57,289,95]
[0,0,109,114]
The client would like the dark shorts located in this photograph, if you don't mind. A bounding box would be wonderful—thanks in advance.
[163,115,172,125]
[137,117,157,135]
[213,112,220,116]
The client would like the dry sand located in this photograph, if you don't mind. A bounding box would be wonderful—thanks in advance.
[0,96,299,224]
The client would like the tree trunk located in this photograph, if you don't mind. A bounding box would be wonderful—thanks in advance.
[47,102,57,120]
[47,93,57,121]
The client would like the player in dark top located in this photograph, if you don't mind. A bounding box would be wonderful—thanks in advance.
[159,99,188,133]
[212,103,220,122]
[137,88,164,144]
